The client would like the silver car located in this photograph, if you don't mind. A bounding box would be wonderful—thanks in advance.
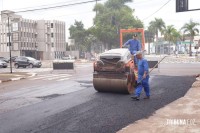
[0,60,8,68]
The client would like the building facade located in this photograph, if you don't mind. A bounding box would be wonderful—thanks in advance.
[0,10,66,60]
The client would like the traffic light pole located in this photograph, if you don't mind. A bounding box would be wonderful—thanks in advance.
[8,16,12,73]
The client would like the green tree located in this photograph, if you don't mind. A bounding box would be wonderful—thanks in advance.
[181,20,199,56]
[145,26,156,54]
[163,25,176,54]
[69,21,97,52]
[93,0,143,49]
[69,20,88,52]
[149,18,165,41]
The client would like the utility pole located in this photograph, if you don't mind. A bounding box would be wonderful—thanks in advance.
[96,0,97,16]
[7,15,12,73]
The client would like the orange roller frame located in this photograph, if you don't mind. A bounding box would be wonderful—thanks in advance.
[120,28,145,50]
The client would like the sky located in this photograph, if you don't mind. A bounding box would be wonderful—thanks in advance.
[0,0,200,39]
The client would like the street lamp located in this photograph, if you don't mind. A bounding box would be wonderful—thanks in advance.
[7,16,12,73]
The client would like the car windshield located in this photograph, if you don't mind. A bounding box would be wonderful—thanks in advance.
[26,57,36,61]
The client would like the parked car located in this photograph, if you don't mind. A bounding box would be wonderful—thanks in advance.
[62,55,74,60]
[14,56,42,68]
[0,57,9,63]
[0,60,8,68]
[10,56,18,62]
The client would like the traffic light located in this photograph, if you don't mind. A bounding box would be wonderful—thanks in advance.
[176,0,188,12]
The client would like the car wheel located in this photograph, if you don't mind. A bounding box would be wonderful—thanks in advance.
[29,64,33,68]
[15,64,19,69]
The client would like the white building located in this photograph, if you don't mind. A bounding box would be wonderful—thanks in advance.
[0,10,66,60]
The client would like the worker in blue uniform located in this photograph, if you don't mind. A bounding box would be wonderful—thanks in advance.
[131,51,150,101]
[123,34,141,65]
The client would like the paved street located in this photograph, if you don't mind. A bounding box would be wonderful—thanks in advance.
[0,62,197,133]
[28,74,72,82]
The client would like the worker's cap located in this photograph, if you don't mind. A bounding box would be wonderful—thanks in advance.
[134,51,143,56]
[133,34,137,37]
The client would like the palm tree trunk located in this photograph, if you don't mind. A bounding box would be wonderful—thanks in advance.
[189,36,192,56]
[156,33,158,54]
[169,41,171,55]
[148,42,150,55]
[189,43,192,56]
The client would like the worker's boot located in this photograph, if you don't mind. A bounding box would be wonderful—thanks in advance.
[143,96,150,99]
[131,95,140,101]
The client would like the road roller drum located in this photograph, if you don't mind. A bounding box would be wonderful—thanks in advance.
[93,48,136,94]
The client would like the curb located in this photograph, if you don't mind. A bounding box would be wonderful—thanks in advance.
[0,73,37,84]
[117,75,200,133]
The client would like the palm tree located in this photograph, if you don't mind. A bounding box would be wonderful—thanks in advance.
[163,25,176,54]
[181,20,199,56]
[149,18,166,54]
[149,18,166,41]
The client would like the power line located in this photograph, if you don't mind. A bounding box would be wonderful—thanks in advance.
[11,0,84,12]
[14,0,102,13]
[142,0,172,21]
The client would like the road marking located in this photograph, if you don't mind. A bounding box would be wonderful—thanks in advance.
[29,74,57,80]
[46,75,71,80]
[29,74,72,81]
[56,78,69,81]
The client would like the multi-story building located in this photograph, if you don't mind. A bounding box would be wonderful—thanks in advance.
[0,10,66,60]
[37,20,66,60]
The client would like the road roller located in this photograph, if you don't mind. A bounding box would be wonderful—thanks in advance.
[93,28,145,94]
[93,48,137,94]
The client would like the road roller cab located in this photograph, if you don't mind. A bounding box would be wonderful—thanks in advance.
[93,48,136,94]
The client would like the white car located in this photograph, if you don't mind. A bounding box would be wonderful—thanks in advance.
[62,55,75,60]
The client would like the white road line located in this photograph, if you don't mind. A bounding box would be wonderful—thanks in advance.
[29,74,58,80]
[46,75,71,80]
[29,74,70,80]
[56,78,69,81]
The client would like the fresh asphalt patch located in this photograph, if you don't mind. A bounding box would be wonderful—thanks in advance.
[31,75,195,133]
[36,94,65,100]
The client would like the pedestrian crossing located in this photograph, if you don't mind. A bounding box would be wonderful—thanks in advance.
[28,74,72,81]
[75,63,93,68]
[162,60,200,64]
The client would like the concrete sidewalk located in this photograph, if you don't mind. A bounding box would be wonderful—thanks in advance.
[0,72,36,83]
[118,76,200,133]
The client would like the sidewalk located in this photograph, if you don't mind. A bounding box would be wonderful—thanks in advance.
[118,75,200,133]
[0,72,36,83]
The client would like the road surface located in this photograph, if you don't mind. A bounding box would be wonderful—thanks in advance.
[0,62,197,133]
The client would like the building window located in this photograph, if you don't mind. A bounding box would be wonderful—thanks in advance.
[51,23,53,28]
[12,33,19,41]
[51,33,54,38]
[52,43,54,47]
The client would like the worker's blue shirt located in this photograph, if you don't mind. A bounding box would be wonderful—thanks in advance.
[138,58,149,81]
[124,39,141,54]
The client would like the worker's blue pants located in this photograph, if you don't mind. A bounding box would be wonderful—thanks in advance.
[130,51,138,65]
[134,76,150,97]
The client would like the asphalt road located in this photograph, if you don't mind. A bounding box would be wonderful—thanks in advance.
[0,63,196,133]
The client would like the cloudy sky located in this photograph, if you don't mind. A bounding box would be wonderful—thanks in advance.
[0,0,200,38]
